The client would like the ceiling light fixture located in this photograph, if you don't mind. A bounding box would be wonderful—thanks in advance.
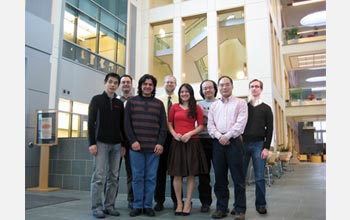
[292,0,325,7]
[300,10,326,27]
[306,76,326,82]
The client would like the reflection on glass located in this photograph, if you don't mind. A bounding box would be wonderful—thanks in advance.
[77,14,97,49]
[63,7,76,42]
[99,26,117,61]
[117,37,126,66]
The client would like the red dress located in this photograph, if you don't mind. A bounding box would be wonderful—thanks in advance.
[167,103,208,176]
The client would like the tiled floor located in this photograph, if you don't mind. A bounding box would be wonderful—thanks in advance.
[25,162,325,220]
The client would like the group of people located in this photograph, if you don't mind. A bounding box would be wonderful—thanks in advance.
[87,73,273,220]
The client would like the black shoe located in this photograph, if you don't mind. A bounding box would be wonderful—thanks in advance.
[200,204,210,213]
[129,208,142,217]
[103,208,120,216]
[154,203,164,211]
[128,202,133,209]
[174,211,183,216]
[182,202,192,216]
[92,210,105,218]
[256,207,267,214]
[230,208,235,215]
[212,210,227,219]
[103,209,120,216]
[144,208,156,217]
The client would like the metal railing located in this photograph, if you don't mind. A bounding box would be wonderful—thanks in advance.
[62,40,125,74]
[287,87,326,106]
[283,25,326,45]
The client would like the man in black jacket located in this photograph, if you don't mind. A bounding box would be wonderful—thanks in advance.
[241,79,273,215]
[88,72,126,218]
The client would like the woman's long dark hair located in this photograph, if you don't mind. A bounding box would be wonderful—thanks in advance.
[178,83,197,119]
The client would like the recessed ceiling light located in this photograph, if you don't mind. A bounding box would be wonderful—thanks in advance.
[306,76,326,82]
[226,15,235,20]
[300,10,326,27]
[311,87,326,92]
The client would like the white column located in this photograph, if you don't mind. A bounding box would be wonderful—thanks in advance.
[49,0,65,108]
[173,16,184,85]
[207,10,219,82]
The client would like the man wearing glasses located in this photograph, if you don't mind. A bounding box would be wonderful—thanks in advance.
[208,76,248,220]
[241,79,273,215]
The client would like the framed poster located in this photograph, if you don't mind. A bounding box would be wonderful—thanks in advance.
[34,109,58,146]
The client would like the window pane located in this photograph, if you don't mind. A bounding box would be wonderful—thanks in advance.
[62,41,75,60]
[58,112,70,137]
[71,114,80,137]
[58,99,71,112]
[118,21,126,37]
[117,65,125,75]
[82,120,88,137]
[117,37,126,66]
[77,14,97,49]
[63,7,77,42]
[72,101,89,115]
[66,0,78,7]
[99,26,117,61]
[101,10,118,31]
[79,0,98,19]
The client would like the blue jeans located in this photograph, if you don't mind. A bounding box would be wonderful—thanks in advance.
[129,150,160,209]
[90,142,122,211]
[243,141,266,209]
[212,137,246,213]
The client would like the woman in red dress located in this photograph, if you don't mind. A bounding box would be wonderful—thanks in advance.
[167,83,208,216]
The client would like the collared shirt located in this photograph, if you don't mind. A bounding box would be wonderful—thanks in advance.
[157,94,178,117]
[249,97,263,107]
[207,95,248,140]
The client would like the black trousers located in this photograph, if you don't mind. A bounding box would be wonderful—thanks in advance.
[198,138,213,206]
[154,133,177,205]
[123,146,133,202]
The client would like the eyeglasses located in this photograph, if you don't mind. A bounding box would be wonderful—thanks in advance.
[250,85,261,89]
[165,81,175,84]
[203,86,214,90]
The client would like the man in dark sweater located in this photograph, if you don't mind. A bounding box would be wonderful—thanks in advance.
[88,72,126,218]
[241,79,273,215]
[124,74,167,217]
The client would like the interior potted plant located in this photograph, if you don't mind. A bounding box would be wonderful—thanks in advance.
[285,27,299,43]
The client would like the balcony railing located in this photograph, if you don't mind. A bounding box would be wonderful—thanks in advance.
[283,25,326,45]
[62,40,125,75]
[287,87,326,106]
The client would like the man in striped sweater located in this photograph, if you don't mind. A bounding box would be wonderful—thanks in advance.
[124,74,167,217]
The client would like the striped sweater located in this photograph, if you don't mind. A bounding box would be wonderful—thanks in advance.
[124,95,167,152]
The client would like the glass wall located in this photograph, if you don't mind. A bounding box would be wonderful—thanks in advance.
[183,14,207,84]
[63,0,127,74]
[152,21,173,85]
[218,8,247,80]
